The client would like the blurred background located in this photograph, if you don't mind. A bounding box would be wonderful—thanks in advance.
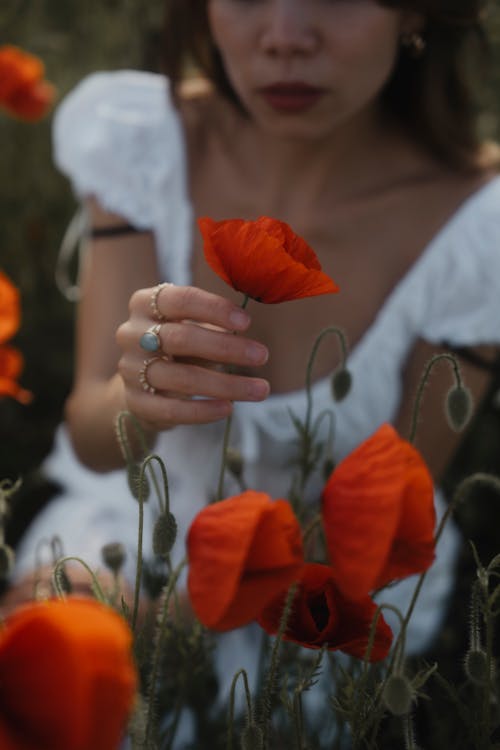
[2,2,500,744]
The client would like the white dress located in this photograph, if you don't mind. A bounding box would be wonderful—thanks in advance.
[13,72,500,667]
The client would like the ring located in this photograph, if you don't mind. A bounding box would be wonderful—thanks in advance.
[139,323,162,353]
[151,282,171,322]
[139,355,169,395]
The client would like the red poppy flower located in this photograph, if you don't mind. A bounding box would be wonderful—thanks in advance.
[198,216,339,303]
[0,346,32,404]
[0,598,137,750]
[0,271,20,344]
[258,563,393,661]
[0,45,55,121]
[187,490,304,630]
[322,424,436,601]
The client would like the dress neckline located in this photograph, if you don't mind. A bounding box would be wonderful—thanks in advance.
[256,174,500,406]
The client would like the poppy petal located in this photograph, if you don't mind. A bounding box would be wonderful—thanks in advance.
[0,271,20,344]
[187,491,304,630]
[258,563,392,661]
[0,346,32,404]
[0,598,136,750]
[322,424,435,599]
[198,216,338,303]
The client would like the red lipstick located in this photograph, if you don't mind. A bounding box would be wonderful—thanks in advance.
[259,82,325,113]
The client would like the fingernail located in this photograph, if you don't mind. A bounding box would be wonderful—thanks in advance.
[249,380,270,399]
[246,343,269,364]
[229,309,250,329]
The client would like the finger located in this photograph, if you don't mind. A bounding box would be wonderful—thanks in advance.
[123,320,268,368]
[130,284,252,332]
[121,355,270,403]
[125,388,234,430]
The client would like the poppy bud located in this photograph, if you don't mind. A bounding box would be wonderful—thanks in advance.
[153,512,177,557]
[331,367,352,402]
[54,564,72,595]
[382,673,414,716]
[464,648,491,686]
[127,462,150,501]
[226,448,244,481]
[101,542,126,575]
[445,385,473,432]
[0,543,14,579]
[240,722,264,750]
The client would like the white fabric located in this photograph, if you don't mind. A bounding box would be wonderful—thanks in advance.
[14,72,500,676]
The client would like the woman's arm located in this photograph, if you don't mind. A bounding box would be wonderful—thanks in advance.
[65,198,270,472]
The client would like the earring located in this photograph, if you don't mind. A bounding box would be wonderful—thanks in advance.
[401,31,426,59]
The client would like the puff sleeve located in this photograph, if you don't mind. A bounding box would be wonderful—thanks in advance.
[52,70,192,282]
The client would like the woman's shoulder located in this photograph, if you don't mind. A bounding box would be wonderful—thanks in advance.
[52,70,187,226]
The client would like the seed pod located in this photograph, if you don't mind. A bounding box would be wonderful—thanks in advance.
[464,648,490,686]
[101,542,126,574]
[226,448,244,481]
[240,723,264,750]
[153,512,177,557]
[382,674,414,716]
[331,367,352,402]
[445,385,473,432]
[127,462,150,501]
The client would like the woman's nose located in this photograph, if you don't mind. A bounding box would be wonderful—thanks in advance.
[260,0,319,58]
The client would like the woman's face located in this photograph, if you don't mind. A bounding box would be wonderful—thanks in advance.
[207,0,417,139]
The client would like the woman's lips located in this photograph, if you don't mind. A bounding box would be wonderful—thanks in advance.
[258,82,325,113]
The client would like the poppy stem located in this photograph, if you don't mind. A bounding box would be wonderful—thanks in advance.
[227,668,253,750]
[258,582,297,745]
[407,352,464,444]
[215,295,250,501]
[51,555,108,603]
[115,410,164,508]
[295,327,348,497]
[144,558,187,746]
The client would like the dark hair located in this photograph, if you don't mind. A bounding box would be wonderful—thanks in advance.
[161,0,492,171]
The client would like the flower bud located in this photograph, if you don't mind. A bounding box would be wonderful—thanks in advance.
[0,543,14,579]
[445,385,473,432]
[226,448,244,481]
[382,674,414,716]
[240,722,264,750]
[153,512,177,557]
[54,564,72,595]
[331,367,352,402]
[464,648,490,686]
[101,542,126,574]
[127,462,150,502]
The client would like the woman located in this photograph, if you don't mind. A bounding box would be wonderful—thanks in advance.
[9,0,500,697]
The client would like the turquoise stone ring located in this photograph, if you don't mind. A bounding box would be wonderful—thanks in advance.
[140,323,162,353]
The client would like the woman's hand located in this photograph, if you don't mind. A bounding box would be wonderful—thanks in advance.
[116,283,270,431]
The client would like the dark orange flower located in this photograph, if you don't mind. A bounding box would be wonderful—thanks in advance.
[187,490,304,630]
[0,598,137,750]
[0,45,55,121]
[198,216,338,303]
[322,424,436,601]
[258,563,393,661]
[0,271,20,344]
[0,346,32,404]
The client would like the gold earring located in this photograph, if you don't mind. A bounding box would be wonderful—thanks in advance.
[401,31,426,59]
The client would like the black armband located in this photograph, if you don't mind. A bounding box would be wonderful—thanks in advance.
[89,223,150,239]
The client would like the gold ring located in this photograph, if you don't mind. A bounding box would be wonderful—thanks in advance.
[138,355,169,395]
[151,282,171,322]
